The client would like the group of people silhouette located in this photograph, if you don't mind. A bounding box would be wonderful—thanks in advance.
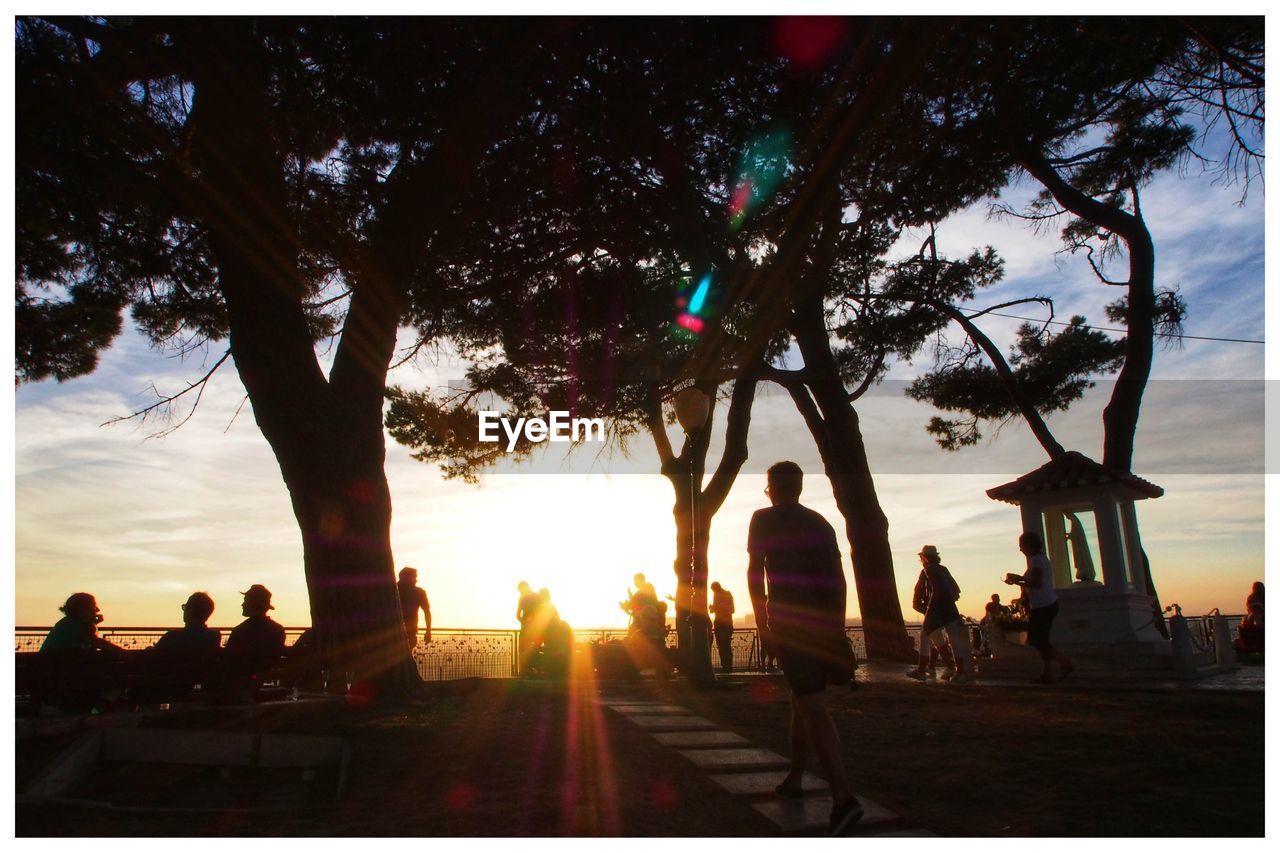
[36,585,292,712]
[905,533,1075,685]
[619,573,666,647]
[41,585,288,665]
[515,581,573,676]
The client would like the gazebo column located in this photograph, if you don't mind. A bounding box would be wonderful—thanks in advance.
[1091,498,1130,594]
[1019,503,1042,543]
[1119,500,1149,596]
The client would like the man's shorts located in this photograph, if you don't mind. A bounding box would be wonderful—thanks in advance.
[1027,601,1059,650]
[773,622,856,698]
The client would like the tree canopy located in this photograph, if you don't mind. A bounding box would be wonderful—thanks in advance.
[16,16,1263,677]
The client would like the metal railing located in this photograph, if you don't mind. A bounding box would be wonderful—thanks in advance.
[17,617,1241,681]
[17,625,867,680]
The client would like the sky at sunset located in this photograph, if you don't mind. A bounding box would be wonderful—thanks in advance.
[10,116,1267,635]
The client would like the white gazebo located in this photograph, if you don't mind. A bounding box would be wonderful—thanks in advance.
[984,451,1219,676]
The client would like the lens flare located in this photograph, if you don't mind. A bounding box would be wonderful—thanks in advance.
[669,272,717,339]
[727,129,792,232]
[650,778,678,811]
[446,783,476,810]
[688,273,713,315]
[676,314,704,333]
[773,16,848,69]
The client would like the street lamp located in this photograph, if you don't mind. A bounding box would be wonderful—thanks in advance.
[673,385,715,687]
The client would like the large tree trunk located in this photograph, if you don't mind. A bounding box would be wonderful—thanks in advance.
[651,376,759,686]
[286,440,411,691]
[659,387,716,688]
[790,307,915,662]
[669,484,714,685]
[184,21,414,695]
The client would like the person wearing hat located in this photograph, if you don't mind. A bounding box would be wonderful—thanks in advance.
[907,545,972,684]
[225,584,286,662]
[154,592,221,660]
[398,567,431,648]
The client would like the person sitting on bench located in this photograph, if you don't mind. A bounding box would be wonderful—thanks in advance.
[225,584,286,667]
[41,593,123,656]
[154,592,221,659]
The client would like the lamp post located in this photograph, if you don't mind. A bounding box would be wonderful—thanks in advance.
[673,385,715,688]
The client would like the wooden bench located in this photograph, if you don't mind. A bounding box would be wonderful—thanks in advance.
[16,650,319,716]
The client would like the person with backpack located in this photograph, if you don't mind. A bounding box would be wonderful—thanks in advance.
[906,545,973,684]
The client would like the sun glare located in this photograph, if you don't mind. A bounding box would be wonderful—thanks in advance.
[406,475,678,631]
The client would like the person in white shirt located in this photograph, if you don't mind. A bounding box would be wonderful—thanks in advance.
[1004,532,1075,684]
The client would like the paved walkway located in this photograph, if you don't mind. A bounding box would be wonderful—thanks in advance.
[595,693,934,837]
[846,658,1264,691]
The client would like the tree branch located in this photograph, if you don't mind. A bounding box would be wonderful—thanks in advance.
[924,301,1066,460]
[101,348,232,438]
[702,372,760,515]
[847,348,885,403]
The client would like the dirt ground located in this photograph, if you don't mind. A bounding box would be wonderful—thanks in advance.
[16,670,1264,837]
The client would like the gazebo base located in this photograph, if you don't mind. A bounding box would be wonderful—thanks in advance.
[977,627,1234,681]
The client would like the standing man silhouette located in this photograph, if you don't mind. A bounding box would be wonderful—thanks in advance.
[398,567,432,649]
[710,581,736,673]
[516,580,540,670]
[748,461,862,836]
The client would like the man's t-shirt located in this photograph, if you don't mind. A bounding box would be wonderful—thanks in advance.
[154,625,222,657]
[1026,553,1058,610]
[711,589,735,626]
[747,503,845,634]
[225,615,286,661]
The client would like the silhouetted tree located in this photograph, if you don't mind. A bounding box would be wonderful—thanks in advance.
[386,18,787,683]
[909,17,1262,472]
[15,16,569,691]
[904,17,1261,618]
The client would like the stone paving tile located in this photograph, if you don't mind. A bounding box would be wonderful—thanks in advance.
[752,795,899,832]
[867,828,938,836]
[651,730,750,748]
[610,704,690,714]
[676,747,788,769]
[625,714,717,730]
[706,770,825,797]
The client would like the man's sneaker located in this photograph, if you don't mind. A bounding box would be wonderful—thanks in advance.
[774,780,804,800]
[949,672,970,684]
[906,668,927,681]
[827,797,865,836]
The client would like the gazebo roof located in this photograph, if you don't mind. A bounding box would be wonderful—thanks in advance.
[986,451,1164,505]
